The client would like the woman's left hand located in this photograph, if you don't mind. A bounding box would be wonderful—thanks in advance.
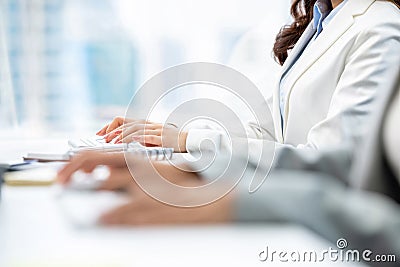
[57,150,235,226]
[99,186,235,226]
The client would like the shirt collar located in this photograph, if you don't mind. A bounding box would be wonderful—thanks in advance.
[313,0,333,30]
[313,0,348,31]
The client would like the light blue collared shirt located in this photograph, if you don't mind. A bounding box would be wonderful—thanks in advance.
[279,0,348,131]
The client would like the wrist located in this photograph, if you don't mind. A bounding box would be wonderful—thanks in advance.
[178,131,188,152]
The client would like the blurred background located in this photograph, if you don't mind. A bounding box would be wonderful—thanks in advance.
[0,0,290,137]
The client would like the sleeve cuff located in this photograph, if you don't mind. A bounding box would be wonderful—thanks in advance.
[186,129,223,154]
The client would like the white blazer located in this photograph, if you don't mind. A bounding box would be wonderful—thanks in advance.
[186,0,400,154]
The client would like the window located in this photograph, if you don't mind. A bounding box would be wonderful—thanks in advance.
[1,0,289,136]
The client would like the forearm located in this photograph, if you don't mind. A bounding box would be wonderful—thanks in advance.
[233,170,400,260]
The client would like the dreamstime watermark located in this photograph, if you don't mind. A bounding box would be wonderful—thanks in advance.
[258,238,397,263]
[124,62,276,207]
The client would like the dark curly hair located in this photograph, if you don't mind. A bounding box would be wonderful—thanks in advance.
[273,0,400,65]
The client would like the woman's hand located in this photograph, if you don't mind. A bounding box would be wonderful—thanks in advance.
[57,150,234,226]
[96,157,235,226]
[96,117,137,136]
[104,121,188,152]
[99,190,234,226]
[57,151,129,186]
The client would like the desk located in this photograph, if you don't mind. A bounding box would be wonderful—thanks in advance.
[0,140,364,266]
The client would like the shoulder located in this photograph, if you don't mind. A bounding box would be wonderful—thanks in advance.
[358,1,400,29]
[348,0,400,44]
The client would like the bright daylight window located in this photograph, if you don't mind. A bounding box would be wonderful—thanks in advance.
[0,0,289,138]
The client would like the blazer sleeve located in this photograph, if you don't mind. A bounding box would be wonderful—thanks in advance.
[233,170,400,266]
[185,95,276,153]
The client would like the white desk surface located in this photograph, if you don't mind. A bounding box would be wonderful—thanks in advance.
[0,139,364,267]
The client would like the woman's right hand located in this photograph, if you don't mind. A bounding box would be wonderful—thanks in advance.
[97,117,188,152]
[96,116,138,136]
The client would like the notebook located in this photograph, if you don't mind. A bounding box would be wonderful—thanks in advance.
[3,167,58,186]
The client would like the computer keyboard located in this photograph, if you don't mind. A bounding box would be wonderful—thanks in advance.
[68,137,109,148]
[68,137,174,160]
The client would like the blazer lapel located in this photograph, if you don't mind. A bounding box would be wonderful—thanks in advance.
[272,79,284,143]
[280,0,376,134]
[273,24,316,143]
[280,24,316,77]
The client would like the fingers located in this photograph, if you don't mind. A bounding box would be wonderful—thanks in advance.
[123,123,161,136]
[97,116,144,137]
[99,195,165,225]
[109,123,162,144]
[119,130,160,144]
[103,122,137,143]
[99,201,142,225]
[57,151,126,185]
[105,117,126,135]
[104,129,123,143]
[132,135,163,147]
[104,123,135,142]
[96,117,125,136]
[98,187,236,226]
[98,193,233,226]
[96,124,109,136]
[97,167,135,191]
